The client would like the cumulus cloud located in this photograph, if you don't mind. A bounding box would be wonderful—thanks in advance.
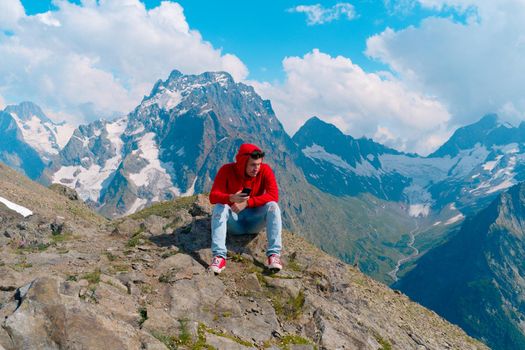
[251,49,451,154]
[0,0,25,30]
[0,0,248,124]
[289,3,357,25]
[367,0,525,127]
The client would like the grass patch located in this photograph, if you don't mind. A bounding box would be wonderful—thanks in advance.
[269,290,305,321]
[227,252,244,263]
[16,243,49,254]
[158,273,171,283]
[138,307,148,327]
[126,228,144,248]
[150,320,213,350]
[279,334,316,350]
[105,252,117,261]
[51,232,73,244]
[205,327,253,347]
[13,261,33,271]
[66,274,77,282]
[374,333,392,350]
[82,268,101,285]
[130,195,197,220]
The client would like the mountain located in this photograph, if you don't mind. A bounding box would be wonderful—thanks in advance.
[4,101,74,161]
[0,102,74,179]
[396,182,525,350]
[48,70,294,216]
[292,116,410,200]
[0,162,487,349]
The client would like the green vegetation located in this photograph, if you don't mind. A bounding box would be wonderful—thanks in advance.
[205,327,253,347]
[13,261,33,271]
[51,232,73,243]
[269,289,305,320]
[150,321,215,350]
[104,251,117,261]
[82,268,101,285]
[227,251,244,263]
[130,195,197,220]
[126,228,144,247]
[66,274,77,282]
[278,334,316,350]
[16,242,49,254]
[138,307,148,327]
[374,333,392,350]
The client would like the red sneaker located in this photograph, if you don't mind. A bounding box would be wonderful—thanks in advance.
[210,256,226,274]
[267,254,283,271]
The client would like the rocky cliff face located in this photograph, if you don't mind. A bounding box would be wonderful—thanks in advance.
[0,163,486,350]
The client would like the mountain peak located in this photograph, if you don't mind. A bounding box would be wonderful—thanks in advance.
[296,116,350,141]
[429,113,511,158]
[4,101,52,123]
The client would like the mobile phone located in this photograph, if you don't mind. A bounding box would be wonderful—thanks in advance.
[241,188,251,196]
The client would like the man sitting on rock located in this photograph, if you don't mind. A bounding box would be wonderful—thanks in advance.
[209,143,282,274]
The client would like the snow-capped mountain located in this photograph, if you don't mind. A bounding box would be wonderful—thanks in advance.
[4,102,74,161]
[293,116,410,200]
[0,102,74,179]
[49,70,296,217]
[294,114,525,221]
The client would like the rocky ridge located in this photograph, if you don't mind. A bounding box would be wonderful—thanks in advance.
[0,164,487,349]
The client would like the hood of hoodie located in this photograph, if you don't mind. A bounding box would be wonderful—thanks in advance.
[235,143,263,180]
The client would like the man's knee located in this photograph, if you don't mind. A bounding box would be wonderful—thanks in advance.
[264,201,280,213]
[212,204,231,220]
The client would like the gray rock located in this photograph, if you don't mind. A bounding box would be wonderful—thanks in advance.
[205,332,256,350]
[143,215,170,236]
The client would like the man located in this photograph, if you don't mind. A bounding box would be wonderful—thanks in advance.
[209,143,283,274]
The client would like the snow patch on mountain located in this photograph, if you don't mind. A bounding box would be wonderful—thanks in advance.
[0,196,33,217]
[449,145,490,178]
[128,132,180,197]
[486,179,515,194]
[125,198,148,216]
[52,123,75,149]
[302,144,378,176]
[445,214,464,225]
[10,113,58,156]
[52,118,127,203]
[409,204,430,217]
[182,176,198,197]
[144,87,182,111]
[483,156,502,171]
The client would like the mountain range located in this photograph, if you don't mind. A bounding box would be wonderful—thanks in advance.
[3,69,525,349]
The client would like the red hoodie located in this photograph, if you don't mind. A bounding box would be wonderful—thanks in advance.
[209,143,279,208]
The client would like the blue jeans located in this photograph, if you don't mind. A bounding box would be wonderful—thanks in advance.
[211,201,282,258]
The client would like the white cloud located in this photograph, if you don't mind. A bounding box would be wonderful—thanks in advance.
[0,94,5,110]
[289,3,357,25]
[0,0,248,124]
[367,0,525,127]
[0,0,25,30]
[251,49,451,155]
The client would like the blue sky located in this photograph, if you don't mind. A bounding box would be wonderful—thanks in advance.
[4,0,525,154]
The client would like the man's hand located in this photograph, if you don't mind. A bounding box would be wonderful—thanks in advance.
[229,190,249,203]
[231,201,247,214]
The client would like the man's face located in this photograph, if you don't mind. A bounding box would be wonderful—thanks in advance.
[245,157,263,177]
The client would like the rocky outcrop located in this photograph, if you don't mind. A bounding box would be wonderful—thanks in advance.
[0,189,487,349]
